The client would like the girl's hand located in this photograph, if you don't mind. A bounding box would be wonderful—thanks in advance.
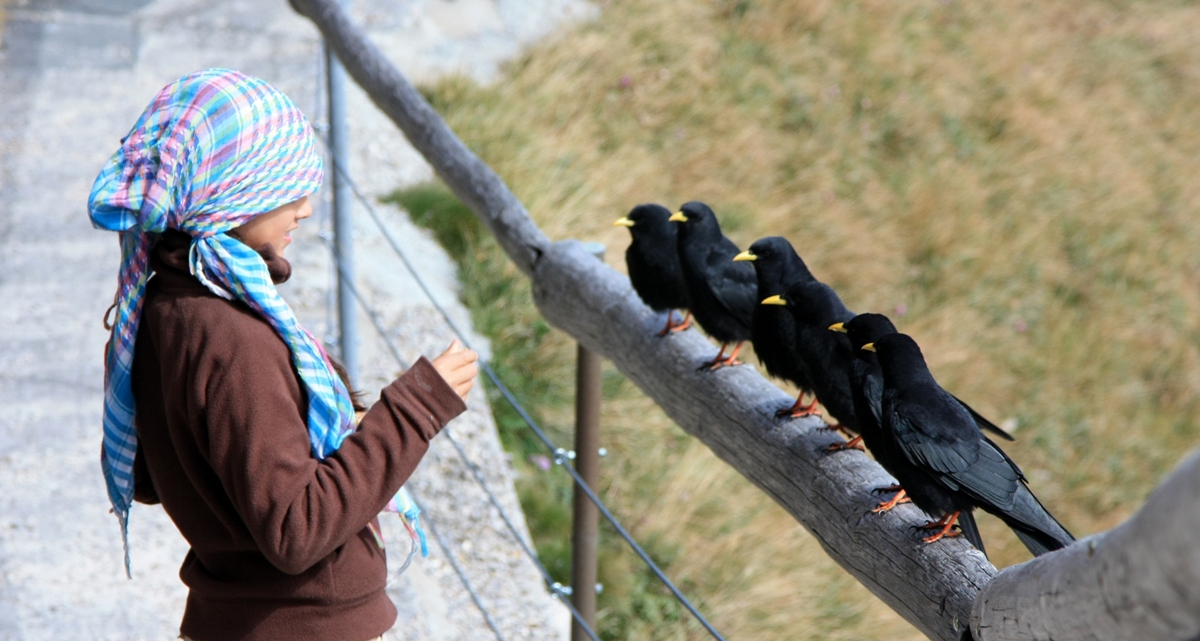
[431,339,479,401]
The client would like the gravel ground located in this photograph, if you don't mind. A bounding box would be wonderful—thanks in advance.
[0,1,593,639]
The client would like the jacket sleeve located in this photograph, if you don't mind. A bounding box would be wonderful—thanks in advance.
[193,313,466,575]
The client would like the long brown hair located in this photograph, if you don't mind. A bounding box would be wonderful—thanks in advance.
[328,356,367,413]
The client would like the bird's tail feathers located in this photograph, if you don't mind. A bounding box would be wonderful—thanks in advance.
[1003,485,1075,557]
[957,511,987,559]
[1011,528,1063,557]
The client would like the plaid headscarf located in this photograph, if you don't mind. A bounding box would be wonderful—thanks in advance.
[89,69,421,575]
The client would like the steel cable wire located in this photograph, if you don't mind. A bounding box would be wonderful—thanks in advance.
[317,236,602,641]
[315,136,726,641]
[308,51,603,641]
[405,487,508,641]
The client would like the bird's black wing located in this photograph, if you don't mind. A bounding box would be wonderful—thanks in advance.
[893,392,1027,505]
[891,389,1073,557]
[950,437,1024,513]
[705,244,758,329]
[858,366,884,428]
[951,394,1016,441]
[889,395,981,487]
[969,439,1075,555]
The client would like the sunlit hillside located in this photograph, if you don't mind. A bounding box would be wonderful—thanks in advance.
[403,0,1200,638]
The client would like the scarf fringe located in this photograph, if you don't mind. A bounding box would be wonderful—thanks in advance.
[115,506,132,580]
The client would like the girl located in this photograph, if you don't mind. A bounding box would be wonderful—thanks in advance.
[89,68,478,641]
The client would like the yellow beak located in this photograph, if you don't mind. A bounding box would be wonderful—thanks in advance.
[861,342,876,352]
[732,250,757,262]
[614,217,634,227]
[668,211,687,222]
[829,322,846,333]
[761,295,786,306]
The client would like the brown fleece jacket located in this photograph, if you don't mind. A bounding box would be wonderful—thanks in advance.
[131,231,465,641]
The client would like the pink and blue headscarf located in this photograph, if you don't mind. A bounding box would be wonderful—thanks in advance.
[89,69,423,574]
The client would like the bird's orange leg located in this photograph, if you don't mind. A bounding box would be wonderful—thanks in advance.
[702,341,744,370]
[819,422,855,436]
[657,314,676,337]
[776,393,820,419]
[658,311,693,337]
[827,435,865,452]
[722,342,744,365]
[917,511,963,544]
[669,311,692,334]
[871,489,911,514]
[698,343,729,371]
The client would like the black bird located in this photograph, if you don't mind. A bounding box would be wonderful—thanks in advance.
[762,280,863,446]
[615,204,692,336]
[866,332,1075,557]
[831,313,1018,552]
[733,237,819,417]
[669,201,757,370]
[825,313,946,522]
[831,313,1015,443]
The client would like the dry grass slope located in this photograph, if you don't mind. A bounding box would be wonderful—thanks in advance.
[417,1,1200,638]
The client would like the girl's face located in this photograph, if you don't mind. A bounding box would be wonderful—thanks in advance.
[231,196,312,256]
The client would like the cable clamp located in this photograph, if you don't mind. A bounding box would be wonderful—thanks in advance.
[553,448,576,465]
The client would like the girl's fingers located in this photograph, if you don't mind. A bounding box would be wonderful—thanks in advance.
[447,349,478,367]
[430,345,479,401]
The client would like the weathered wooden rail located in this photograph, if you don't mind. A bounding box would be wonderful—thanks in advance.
[288,1,1200,639]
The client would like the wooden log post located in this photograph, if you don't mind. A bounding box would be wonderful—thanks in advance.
[970,450,1200,641]
[287,0,548,276]
[287,1,995,639]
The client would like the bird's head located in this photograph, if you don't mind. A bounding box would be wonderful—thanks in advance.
[738,236,812,284]
[669,201,716,225]
[838,312,899,352]
[616,203,673,234]
[776,279,847,327]
[863,332,925,368]
[743,237,786,262]
[761,280,812,310]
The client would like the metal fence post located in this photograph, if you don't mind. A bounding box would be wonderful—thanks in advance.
[325,14,358,385]
[571,242,605,641]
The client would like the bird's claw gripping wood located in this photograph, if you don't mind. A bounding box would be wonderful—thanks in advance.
[871,489,911,514]
[775,394,820,419]
[818,422,854,437]
[699,358,743,371]
[826,435,865,453]
[699,342,744,371]
[657,311,692,337]
[915,512,963,544]
[670,311,692,333]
